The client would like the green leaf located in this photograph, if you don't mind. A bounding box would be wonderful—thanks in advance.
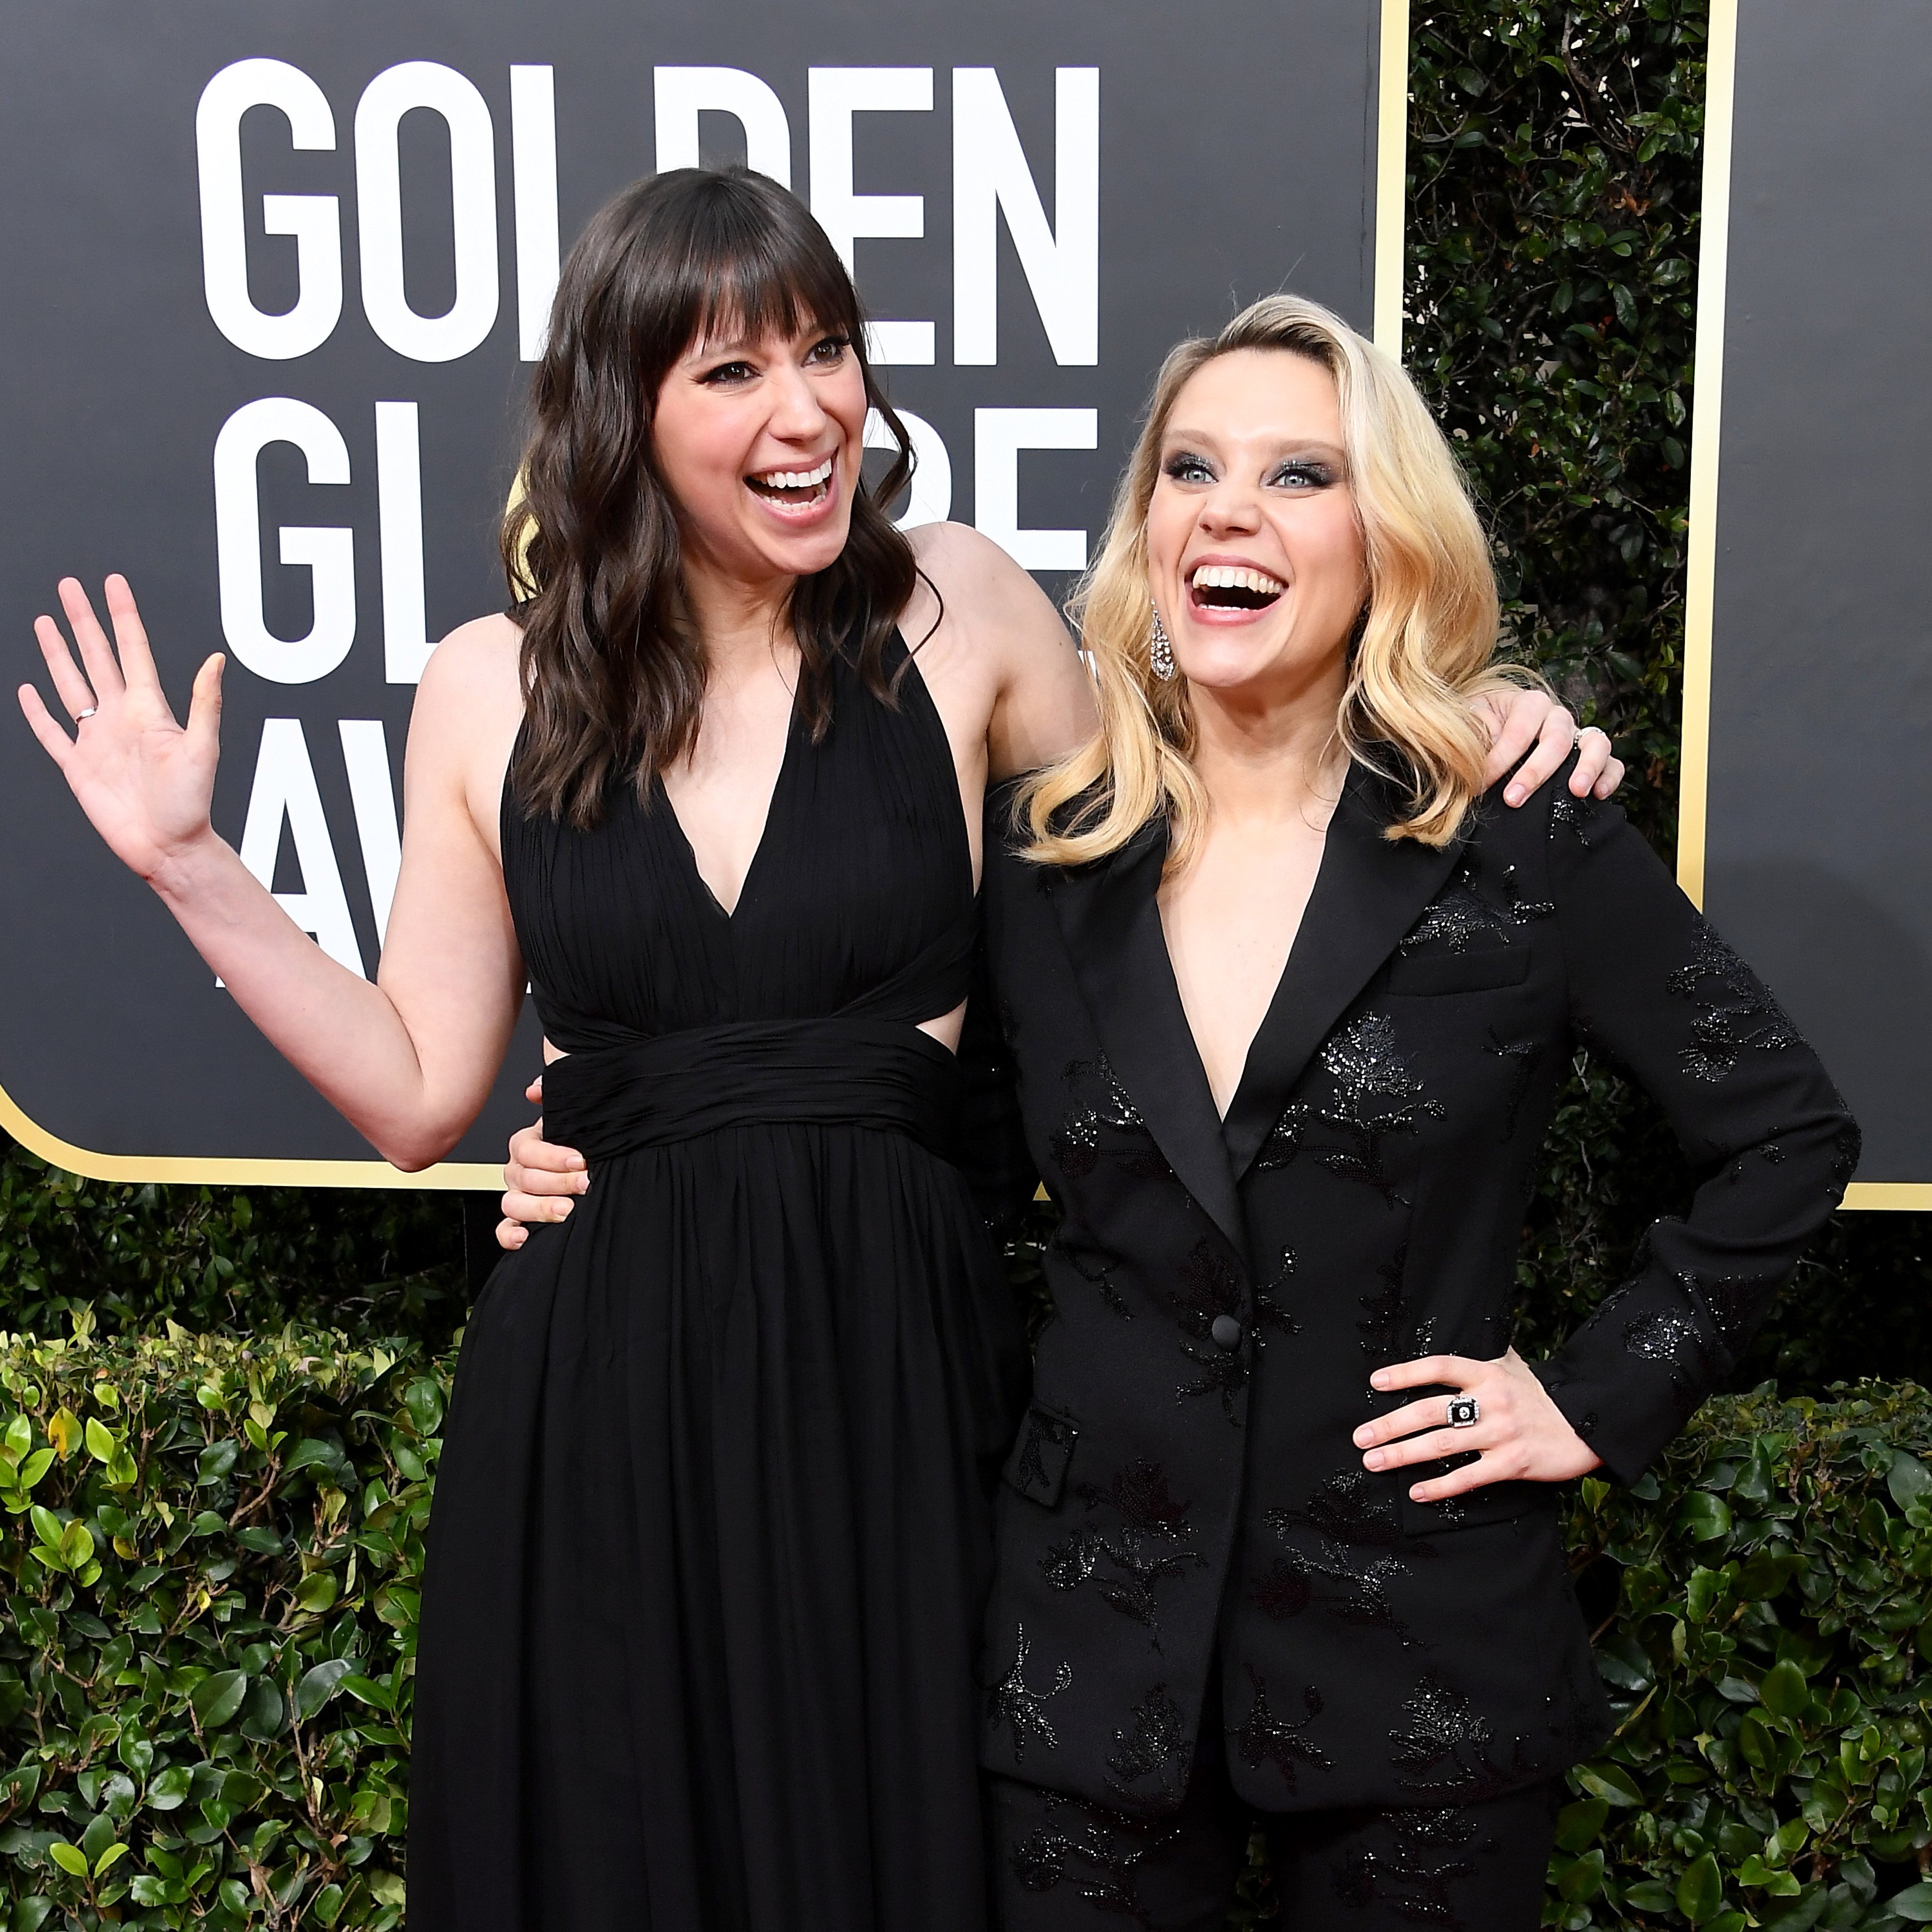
[1558,1848,1605,1903]
[93,1841,130,1878]
[1623,1880,1676,1913]
[1759,1659,1813,1721]
[1889,1884,1932,1924]
[1577,1762,1643,1807]
[189,1668,250,1728]
[296,1657,356,1720]
[1677,1492,1733,1541]
[47,1840,91,1878]
[84,1416,115,1463]
[145,1764,193,1810]
[60,1517,94,1568]
[1887,1450,1932,1512]
[1554,1798,1609,1854]
[1677,1852,1724,1924]
[295,1569,340,1613]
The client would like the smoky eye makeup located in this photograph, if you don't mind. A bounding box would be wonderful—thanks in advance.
[1268,457,1340,489]
[1161,450,1216,484]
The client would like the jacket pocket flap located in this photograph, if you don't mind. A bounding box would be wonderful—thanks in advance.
[1384,945,1532,996]
[1002,1404,1079,1507]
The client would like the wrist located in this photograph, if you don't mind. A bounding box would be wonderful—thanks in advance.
[145,823,227,901]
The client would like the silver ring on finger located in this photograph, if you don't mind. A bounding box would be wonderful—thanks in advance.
[1447,1395,1480,1429]
[75,706,98,722]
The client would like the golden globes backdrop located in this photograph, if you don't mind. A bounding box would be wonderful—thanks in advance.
[1682,0,1929,1208]
[0,0,1408,1185]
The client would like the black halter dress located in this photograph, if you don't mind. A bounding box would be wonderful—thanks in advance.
[409,632,1029,1931]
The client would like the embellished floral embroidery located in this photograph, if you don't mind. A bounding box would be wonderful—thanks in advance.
[986,1625,1072,1763]
[1400,856,1551,957]
[1007,1793,1178,1924]
[1254,1246,1302,1344]
[1550,790,1604,847]
[1236,1667,1331,1790]
[1060,1241,1132,1320]
[1389,1674,1507,1796]
[1052,1054,1171,1179]
[1313,1013,1446,1207]
[1264,1472,1436,1644]
[1255,1100,1309,1173]
[1170,1238,1252,1421]
[1358,1246,1406,1361]
[1620,1304,1713,1402]
[1332,1804,1483,1929]
[1105,1683,1190,1799]
[1041,1460,1206,1638]
[1678,1268,1776,1356]
[1005,1406,1079,1506]
[1485,1029,1544,1141]
[1668,919,1801,1082]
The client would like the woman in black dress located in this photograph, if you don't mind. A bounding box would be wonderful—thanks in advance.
[24,172,1610,1928]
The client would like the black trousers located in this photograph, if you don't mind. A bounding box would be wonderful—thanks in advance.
[986,1743,1559,1932]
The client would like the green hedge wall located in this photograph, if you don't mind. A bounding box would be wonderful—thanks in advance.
[0,1323,432,1930]
[2,1326,1929,1931]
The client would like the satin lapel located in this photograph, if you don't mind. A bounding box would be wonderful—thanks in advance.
[1222,764,1469,1181]
[1049,819,1247,1260]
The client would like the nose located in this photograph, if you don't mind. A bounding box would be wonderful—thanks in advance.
[766,360,831,443]
[1196,474,1263,537]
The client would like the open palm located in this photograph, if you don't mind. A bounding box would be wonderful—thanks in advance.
[17,574,225,881]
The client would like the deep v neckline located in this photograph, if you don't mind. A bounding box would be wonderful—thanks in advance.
[658,699,801,923]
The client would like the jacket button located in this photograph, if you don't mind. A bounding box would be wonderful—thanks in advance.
[1210,1314,1243,1351]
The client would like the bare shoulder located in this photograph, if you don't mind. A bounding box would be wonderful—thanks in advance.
[415,612,524,714]
[402,615,526,834]
[909,521,1065,632]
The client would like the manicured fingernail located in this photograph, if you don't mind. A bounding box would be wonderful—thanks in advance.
[554,1200,572,1220]
[568,1155,585,1170]
[1371,1371,1391,1389]
[1352,1426,1374,1447]
[1506,785,1525,806]
[1364,1450,1387,1471]
[575,1173,589,1191]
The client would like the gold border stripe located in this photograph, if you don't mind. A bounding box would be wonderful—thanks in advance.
[1842,1184,1932,1213]
[1374,0,1411,358]
[0,1080,499,1190]
[1677,0,1739,911]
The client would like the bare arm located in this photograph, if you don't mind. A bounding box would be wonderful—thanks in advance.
[18,577,526,1169]
[904,522,1097,781]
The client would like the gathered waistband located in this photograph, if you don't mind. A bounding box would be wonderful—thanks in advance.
[540,1018,963,1164]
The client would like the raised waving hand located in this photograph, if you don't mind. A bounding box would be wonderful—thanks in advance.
[18,576,530,1169]
[18,575,227,883]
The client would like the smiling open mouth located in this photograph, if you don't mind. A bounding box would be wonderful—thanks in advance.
[1189,563,1286,611]
[746,455,834,507]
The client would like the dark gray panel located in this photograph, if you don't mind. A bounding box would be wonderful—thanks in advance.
[1703,0,1932,1186]
[0,0,1387,1171]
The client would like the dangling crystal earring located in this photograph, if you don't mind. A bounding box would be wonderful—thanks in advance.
[1149,608,1175,681]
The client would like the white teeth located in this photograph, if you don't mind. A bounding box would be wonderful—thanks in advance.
[753,456,834,490]
[1192,564,1285,595]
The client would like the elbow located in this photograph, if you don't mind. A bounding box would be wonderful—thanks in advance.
[379,1126,463,1174]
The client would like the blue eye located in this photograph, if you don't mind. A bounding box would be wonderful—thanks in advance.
[1271,460,1336,489]
[1163,453,1214,484]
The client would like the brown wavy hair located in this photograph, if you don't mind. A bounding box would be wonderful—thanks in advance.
[503,168,919,827]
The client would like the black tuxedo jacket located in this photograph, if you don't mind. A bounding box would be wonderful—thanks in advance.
[975,757,1857,1815]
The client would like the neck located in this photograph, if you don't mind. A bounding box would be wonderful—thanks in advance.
[1184,655,1351,831]
[682,547,799,682]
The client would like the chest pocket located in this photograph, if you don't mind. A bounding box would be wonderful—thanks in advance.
[1383,943,1531,997]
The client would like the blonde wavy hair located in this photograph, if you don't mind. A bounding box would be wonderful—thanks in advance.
[1020,294,1524,869]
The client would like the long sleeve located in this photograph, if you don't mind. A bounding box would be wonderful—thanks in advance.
[1529,787,1860,1483]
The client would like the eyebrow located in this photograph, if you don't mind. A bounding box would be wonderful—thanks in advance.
[1163,427,1348,461]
